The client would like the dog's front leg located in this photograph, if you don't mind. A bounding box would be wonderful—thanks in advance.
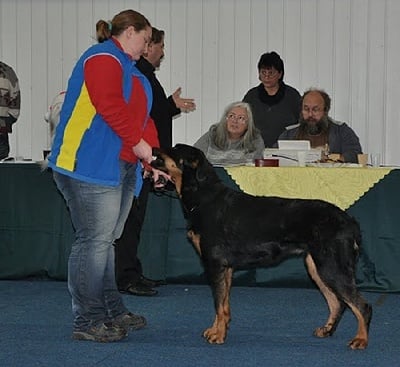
[187,230,201,256]
[203,268,233,344]
[203,307,228,344]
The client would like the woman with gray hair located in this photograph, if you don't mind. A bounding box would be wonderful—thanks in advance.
[194,101,265,166]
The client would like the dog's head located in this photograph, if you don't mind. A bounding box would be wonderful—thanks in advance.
[151,144,218,196]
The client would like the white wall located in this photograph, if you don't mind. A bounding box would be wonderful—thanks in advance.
[1,0,399,164]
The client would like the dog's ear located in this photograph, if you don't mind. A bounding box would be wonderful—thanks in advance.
[183,155,211,183]
[194,157,210,182]
[180,157,207,182]
[173,144,215,183]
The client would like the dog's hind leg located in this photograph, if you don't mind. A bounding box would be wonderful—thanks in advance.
[305,253,372,349]
[203,267,233,344]
[342,293,372,349]
[305,254,346,337]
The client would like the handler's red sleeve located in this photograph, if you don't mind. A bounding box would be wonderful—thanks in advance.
[143,116,160,148]
[84,54,151,149]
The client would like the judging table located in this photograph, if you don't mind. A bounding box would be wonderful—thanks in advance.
[1,163,400,292]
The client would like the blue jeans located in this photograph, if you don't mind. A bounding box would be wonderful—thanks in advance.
[53,161,137,331]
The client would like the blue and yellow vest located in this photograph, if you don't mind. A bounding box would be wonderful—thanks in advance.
[48,39,152,187]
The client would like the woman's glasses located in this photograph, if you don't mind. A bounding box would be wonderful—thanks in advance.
[226,113,247,124]
[259,69,279,78]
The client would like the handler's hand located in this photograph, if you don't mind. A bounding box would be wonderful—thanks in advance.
[152,168,171,189]
[132,139,152,163]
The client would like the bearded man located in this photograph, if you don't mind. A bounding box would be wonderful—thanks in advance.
[277,88,362,163]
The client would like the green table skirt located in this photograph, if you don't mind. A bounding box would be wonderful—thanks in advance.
[1,164,399,292]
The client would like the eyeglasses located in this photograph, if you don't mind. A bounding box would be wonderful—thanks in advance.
[226,113,248,124]
[302,106,324,115]
[259,69,280,78]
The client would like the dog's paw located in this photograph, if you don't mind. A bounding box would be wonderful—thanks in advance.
[313,326,333,338]
[203,327,225,344]
[348,337,368,350]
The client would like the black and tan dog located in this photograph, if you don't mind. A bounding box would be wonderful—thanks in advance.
[151,144,372,349]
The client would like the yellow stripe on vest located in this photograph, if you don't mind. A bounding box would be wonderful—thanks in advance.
[56,84,96,171]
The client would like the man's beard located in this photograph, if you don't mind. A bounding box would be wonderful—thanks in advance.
[154,55,164,69]
[299,115,329,135]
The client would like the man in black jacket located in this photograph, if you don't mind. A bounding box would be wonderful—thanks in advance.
[115,27,196,296]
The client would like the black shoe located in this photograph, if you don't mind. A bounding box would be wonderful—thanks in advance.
[139,275,167,288]
[119,283,158,297]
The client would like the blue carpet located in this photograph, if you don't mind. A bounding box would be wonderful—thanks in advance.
[0,280,398,366]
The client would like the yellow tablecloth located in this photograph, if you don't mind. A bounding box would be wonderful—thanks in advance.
[225,166,392,210]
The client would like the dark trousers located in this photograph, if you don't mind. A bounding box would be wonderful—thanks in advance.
[114,178,152,288]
